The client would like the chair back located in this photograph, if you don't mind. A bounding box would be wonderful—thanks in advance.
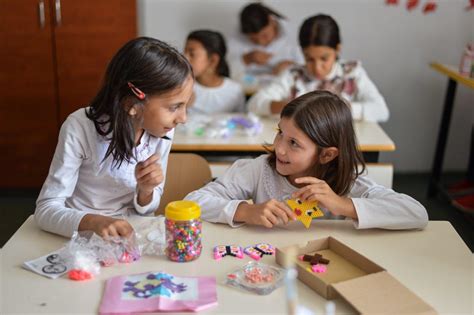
[156,153,212,215]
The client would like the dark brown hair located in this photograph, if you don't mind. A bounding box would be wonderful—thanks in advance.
[240,2,285,34]
[299,14,340,49]
[86,37,192,168]
[267,90,365,195]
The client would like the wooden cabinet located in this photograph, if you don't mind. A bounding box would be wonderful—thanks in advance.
[0,0,136,188]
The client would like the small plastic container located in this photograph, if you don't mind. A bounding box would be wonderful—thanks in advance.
[165,201,202,262]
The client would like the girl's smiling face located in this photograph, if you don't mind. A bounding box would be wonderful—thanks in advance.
[273,116,318,182]
[134,75,193,141]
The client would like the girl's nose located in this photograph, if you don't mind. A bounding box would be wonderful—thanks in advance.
[313,62,321,76]
[275,143,286,156]
[176,108,187,124]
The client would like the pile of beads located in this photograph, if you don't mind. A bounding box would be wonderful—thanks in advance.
[165,219,202,262]
[165,201,202,262]
[244,265,274,283]
[225,261,285,295]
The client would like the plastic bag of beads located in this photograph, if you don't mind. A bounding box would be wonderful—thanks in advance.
[66,247,101,280]
[104,232,141,264]
[175,113,262,139]
[64,231,140,269]
[225,261,285,295]
[133,215,166,256]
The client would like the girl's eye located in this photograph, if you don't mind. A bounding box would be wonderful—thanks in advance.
[290,139,299,148]
[169,105,180,112]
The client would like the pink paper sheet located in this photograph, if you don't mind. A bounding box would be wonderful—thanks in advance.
[99,271,217,314]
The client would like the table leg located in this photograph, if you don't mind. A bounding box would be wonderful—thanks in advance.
[428,79,458,198]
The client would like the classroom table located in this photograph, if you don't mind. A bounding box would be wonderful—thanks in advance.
[427,62,474,198]
[1,216,472,314]
[172,117,395,163]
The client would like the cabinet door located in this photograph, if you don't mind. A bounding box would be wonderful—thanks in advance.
[0,0,58,187]
[53,0,137,122]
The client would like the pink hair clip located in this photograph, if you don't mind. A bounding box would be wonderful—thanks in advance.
[127,82,146,100]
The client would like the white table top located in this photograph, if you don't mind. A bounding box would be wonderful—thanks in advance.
[171,117,395,152]
[2,216,471,314]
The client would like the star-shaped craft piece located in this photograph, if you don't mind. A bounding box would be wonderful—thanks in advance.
[286,199,324,228]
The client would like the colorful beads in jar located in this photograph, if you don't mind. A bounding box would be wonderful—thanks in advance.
[165,201,202,262]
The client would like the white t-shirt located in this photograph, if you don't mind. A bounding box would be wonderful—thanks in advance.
[190,78,246,114]
[247,61,390,122]
[227,19,304,79]
[35,108,173,237]
[185,155,428,230]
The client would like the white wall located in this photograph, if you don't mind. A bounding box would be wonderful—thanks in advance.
[138,0,474,172]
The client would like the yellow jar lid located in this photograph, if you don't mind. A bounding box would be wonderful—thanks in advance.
[165,200,201,221]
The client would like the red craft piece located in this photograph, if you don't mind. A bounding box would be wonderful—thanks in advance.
[406,0,419,10]
[294,208,302,216]
[68,269,93,281]
[386,0,399,5]
[423,1,437,13]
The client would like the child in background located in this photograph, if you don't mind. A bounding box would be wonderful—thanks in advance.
[228,2,304,78]
[35,37,193,238]
[186,91,427,230]
[248,14,389,122]
[184,30,245,114]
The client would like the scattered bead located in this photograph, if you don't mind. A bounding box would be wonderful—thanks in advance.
[311,264,327,273]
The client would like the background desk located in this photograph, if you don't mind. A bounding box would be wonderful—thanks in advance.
[2,216,472,314]
[172,118,395,163]
[428,63,474,198]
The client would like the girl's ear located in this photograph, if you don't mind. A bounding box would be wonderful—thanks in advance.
[209,53,220,71]
[336,44,342,54]
[319,147,339,164]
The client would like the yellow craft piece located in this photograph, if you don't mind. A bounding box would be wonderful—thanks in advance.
[286,199,324,228]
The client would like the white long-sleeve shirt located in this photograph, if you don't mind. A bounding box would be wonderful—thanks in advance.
[35,108,173,237]
[247,61,390,122]
[227,19,304,79]
[185,155,428,230]
[189,79,246,114]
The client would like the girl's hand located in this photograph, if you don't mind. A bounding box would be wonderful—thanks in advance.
[79,214,134,238]
[272,60,294,75]
[292,177,358,219]
[234,199,297,228]
[135,154,164,205]
[243,50,273,65]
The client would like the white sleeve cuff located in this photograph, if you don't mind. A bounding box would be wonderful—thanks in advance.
[350,198,368,229]
[224,200,247,228]
[133,192,159,215]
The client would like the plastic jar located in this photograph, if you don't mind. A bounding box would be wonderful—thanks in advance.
[165,200,202,262]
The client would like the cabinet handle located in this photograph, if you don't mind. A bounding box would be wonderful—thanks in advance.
[38,0,45,29]
[55,0,62,26]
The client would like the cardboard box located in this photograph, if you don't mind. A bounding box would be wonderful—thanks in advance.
[276,237,437,314]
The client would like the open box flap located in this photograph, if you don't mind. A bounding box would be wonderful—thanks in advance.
[332,271,437,315]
